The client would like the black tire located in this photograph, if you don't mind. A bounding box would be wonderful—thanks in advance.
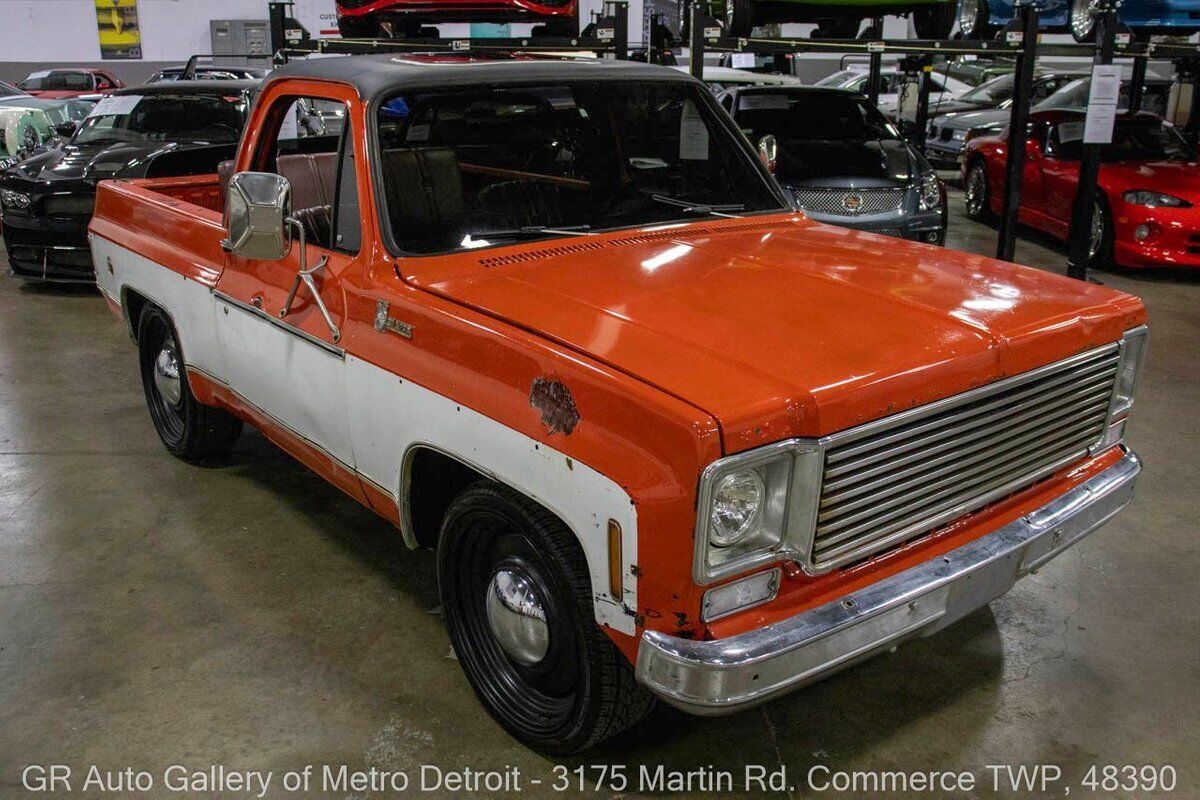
[532,17,578,37]
[724,0,754,37]
[814,17,861,38]
[336,14,380,38]
[438,481,653,754]
[964,159,997,223]
[956,0,993,40]
[137,305,241,461]
[913,2,956,38]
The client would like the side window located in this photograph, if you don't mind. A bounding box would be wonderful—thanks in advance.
[261,95,358,253]
[96,75,112,90]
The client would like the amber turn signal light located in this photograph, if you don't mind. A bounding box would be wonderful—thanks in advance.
[608,519,623,600]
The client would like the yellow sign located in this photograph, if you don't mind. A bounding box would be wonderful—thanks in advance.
[95,0,142,60]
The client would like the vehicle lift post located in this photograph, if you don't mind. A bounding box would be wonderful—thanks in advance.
[996,1,1039,262]
[866,16,884,105]
[913,56,932,155]
[688,2,706,79]
[1066,1,1119,281]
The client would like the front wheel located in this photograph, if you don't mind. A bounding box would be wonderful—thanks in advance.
[336,14,380,38]
[814,17,861,38]
[724,0,754,37]
[438,481,653,754]
[964,160,997,222]
[1069,0,1096,42]
[1086,198,1114,268]
[137,305,242,461]
[956,0,993,40]
[913,2,956,38]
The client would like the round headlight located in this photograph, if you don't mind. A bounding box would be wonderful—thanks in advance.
[709,470,764,547]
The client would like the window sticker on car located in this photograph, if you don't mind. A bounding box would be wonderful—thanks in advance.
[738,94,790,111]
[1058,120,1085,143]
[679,100,709,161]
[406,123,430,142]
[87,94,142,118]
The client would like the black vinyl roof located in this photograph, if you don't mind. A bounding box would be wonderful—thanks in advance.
[115,79,261,96]
[264,54,697,99]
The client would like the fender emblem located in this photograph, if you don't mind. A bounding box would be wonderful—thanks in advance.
[374,301,413,339]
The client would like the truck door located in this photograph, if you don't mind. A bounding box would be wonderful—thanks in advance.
[214,90,364,475]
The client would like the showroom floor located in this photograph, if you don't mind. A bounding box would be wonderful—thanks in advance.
[1,191,1197,797]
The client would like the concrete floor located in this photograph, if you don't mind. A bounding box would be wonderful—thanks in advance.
[1,192,1197,798]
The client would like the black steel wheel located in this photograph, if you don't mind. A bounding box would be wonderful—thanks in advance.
[956,0,993,39]
[964,160,996,222]
[724,0,754,37]
[137,305,241,461]
[438,481,652,754]
[913,2,957,38]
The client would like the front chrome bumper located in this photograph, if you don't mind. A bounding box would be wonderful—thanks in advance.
[635,450,1141,716]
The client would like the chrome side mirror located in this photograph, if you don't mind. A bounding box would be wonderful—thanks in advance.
[222,171,292,260]
[757,134,777,174]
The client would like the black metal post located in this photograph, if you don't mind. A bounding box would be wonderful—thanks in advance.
[1066,5,1118,280]
[688,2,704,79]
[866,16,884,105]
[613,1,629,59]
[1128,55,1147,112]
[913,58,932,155]
[996,2,1039,262]
[268,2,289,56]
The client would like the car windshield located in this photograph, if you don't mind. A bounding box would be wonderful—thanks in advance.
[735,90,899,143]
[21,72,93,91]
[814,69,860,88]
[958,73,1016,105]
[375,81,785,254]
[1050,118,1197,161]
[72,93,247,145]
[1036,77,1168,115]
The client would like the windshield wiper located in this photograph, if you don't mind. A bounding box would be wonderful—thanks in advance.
[469,224,594,240]
[650,194,744,219]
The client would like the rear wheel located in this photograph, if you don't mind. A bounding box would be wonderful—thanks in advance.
[1069,0,1096,42]
[438,481,652,754]
[1086,197,1114,267]
[137,306,241,461]
[956,0,993,40]
[336,14,380,38]
[814,17,861,38]
[913,2,956,38]
[964,160,997,222]
[724,0,755,37]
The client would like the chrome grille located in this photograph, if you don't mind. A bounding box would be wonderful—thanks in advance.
[809,344,1120,571]
[794,187,904,217]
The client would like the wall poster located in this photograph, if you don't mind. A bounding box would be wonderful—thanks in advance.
[95,0,142,60]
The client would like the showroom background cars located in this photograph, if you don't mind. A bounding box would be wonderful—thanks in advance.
[1,80,29,99]
[720,85,946,243]
[814,65,972,117]
[0,80,255,283]
[670,64,804,93]
[0,106,56,172]
[147,65,270,83]
[680,0,956,38]
[17,67,124,98]
[963,109,1200,268]
[958,0,1200,41]
[89,54,1145,755]
[335,0,579,37]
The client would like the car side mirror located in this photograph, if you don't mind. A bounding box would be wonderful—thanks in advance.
[757,134,777,174]
[222,171,292,260]
[54,121,77,138]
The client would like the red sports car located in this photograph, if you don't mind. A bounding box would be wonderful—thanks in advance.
[962,109,1200,269]
[17,68,124,99]
[336,0,577,37]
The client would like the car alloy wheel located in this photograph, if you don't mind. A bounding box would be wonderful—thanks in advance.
[1088,200,1107,262]
[965,162,990,219]
[958,0,981,37]
[1070,0,1096,42]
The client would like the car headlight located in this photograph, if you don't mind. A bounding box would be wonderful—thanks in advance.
[1095,326,1148,453]
[918,172,942,211]
[1122,190,1191,208]
[951,129,967,141]
[1,188,32,210]
[694,440,823,584]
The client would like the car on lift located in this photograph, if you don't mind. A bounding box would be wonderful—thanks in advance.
[0,81,256,283]
[679,0,956,38]
[89,55,1145,754]
[719,85,946,243]
[147,65,270,83]
[16,68,124,99]
[963,109,1200,268]
[924,71,1086,169]
[335,0,578,37]
[814,65,973,117]
[958,0,1200,41]
[670,64,805,93]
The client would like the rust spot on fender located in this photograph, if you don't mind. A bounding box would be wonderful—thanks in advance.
[530,377,580,436]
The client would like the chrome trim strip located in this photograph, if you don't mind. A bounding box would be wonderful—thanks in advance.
[213,289,345,359]
[638,450,1141,716]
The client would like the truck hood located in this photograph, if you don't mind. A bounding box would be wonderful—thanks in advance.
[411,215,1145,454]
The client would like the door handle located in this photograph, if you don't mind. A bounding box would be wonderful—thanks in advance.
[279,218,340,343]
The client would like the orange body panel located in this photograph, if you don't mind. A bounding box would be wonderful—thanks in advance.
[90,72,1148,661]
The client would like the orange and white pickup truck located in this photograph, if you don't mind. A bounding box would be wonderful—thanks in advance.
[90,55,1147,754]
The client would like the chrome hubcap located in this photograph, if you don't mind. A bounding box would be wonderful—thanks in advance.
[1088,203,1104,259]
[959,0,979,33]
[485,568,549,666]
[1071,0,1094,37]
[966,168,985,214]
[153,341,182,407]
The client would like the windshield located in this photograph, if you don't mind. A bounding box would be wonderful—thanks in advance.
[958,73,1015,105]
[21,72,93,91]
[814,70,859,88]
[735,90,899,143]
[73,93,247,145]
[1036,77,1168,115]
[375,81,784,254]
[1049,118,1197,161]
